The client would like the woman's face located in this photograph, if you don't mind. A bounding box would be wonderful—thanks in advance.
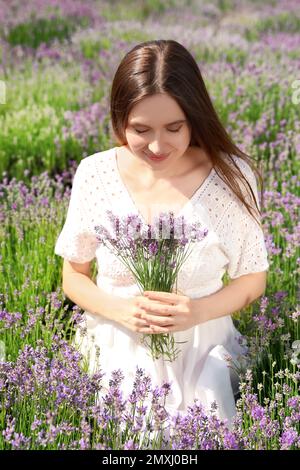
[124,93,192,170]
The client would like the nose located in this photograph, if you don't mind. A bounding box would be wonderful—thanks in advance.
[148,140,168,155]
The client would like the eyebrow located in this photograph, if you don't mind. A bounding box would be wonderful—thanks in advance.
[130,119,186,127]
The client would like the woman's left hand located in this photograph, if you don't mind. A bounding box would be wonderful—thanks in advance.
[136,290,204,334]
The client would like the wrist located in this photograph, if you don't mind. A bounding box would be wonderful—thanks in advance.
[98,292,122,322]
[192,296,209,324]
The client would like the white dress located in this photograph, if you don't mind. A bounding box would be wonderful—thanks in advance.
[54,147,270,428]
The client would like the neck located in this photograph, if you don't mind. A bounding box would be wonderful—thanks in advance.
[122,145,196,183]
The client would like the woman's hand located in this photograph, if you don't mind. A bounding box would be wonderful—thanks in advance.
[136,290,203,334]
[114,294,162,333]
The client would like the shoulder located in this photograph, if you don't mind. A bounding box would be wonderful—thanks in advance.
[73,147,115,186]
[78,147,115,170]
[222,153,258,186]
[219,152,259,206]
[211,153,261,219]
[70,148,115,196]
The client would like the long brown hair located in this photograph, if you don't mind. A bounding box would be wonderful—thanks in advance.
[110,39,265,228]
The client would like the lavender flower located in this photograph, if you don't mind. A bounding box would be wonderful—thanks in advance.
[280,428,298,450]
[94,210,208,361]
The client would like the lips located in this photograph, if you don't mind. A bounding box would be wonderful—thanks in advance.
[145,151,170,160]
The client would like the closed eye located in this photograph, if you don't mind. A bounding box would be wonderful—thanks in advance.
[134,127,182,134]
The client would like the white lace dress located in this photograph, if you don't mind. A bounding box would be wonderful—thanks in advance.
[54,147,270,427]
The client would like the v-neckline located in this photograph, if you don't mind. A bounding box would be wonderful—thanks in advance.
[112,146,215,226]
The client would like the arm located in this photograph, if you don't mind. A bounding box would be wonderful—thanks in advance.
[62,260,152,333]
[196,271,267,323]
[63,272,119,320]
[140,271,268,333]
[62,260,117,320]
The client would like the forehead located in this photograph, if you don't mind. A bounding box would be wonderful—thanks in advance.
[128,93,186,125]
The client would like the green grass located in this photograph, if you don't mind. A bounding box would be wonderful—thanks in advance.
[5,14,91,49]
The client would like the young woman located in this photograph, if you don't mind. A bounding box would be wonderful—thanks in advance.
[55,39,269,428]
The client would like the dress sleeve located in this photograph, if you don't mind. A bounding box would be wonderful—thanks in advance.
[54,160,98,263]
[220,159,270,280]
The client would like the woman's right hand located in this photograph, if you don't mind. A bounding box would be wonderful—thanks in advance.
[113,295,154,333]
[112,288,184,334]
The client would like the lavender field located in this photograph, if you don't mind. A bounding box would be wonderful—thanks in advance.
[0,0,299,450]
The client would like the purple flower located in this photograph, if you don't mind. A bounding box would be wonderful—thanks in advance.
[222,430,239,449]
[251,405,266,421]
[280,428,298,450]
[94,210,208,361]
[287,396,299,410]
[148,241,159,257]
[124,439,139,450]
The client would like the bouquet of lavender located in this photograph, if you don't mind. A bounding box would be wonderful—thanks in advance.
[94,210,208,362]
